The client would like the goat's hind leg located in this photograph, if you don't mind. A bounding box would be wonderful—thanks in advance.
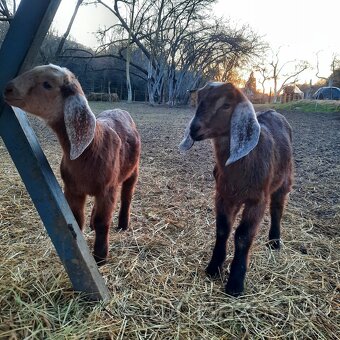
[117,169,138,231]
[89,202,97,230]
[268,183,290,250]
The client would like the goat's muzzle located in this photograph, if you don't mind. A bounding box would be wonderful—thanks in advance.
[190,122,205,141]
[179,117,195,152]
[3,81,23,106]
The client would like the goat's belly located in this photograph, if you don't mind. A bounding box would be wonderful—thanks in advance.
[269,162,292,194]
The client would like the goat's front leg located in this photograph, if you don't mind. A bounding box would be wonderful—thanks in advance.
[206,193,239,278]
[92,187,117,265]
[225,199,266,297]
[64,188,86,231]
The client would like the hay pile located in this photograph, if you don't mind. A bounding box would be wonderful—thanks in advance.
[0,103,339,339]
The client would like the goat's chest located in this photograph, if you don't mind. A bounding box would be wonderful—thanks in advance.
[60,158,116,195]
[215,165,264,202]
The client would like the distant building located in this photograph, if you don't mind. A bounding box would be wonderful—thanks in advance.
[281,85,304,103]
[244,71,257,101]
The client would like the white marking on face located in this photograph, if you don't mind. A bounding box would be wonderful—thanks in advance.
[209,82,224,87]
[48,63,68,75]
[215,96,226,110]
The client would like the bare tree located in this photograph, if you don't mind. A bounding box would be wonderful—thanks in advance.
[316,51,340,87]
[0,0,16,21]
[0,0,16,45]
[267,48,310,102]
[125,0,136,103]
[55,0,84,58]
[315,51,326,82]
[330,55,340,87]
[96,0,137,102]
[255,61,271,95]
[94,0,158,102]
[87,0,264,105]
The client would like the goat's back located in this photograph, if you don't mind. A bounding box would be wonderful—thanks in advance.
[98,108,141,161]
[95,109,140,184]
[256,109,293,192]
[257,109,292,143]
[97,109,138,139]
[257,110,293,168]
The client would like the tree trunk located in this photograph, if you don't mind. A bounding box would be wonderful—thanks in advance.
[167,68,175,106]
[126,0,135,103]
[126,49,132,102]
[147,60,155,105]
[55,0,83,58]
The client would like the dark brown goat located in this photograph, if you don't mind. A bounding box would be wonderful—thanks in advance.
[4,64,141,265]
[180,82,293,296]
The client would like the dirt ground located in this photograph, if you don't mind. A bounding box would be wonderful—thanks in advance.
[0,102,339,338]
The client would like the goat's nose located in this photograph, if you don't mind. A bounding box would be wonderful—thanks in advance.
[4,83,14,96]
[190,123,201,138]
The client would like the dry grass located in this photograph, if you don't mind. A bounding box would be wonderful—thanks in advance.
[0,102,339,339]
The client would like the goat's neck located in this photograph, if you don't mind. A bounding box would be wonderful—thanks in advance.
[49,116,92,160]
[212,135,231,170]
[49,118,72,156]
[49,117,102,160]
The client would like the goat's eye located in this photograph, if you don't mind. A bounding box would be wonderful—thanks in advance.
[221,103,230,109]
[43,81,52,90]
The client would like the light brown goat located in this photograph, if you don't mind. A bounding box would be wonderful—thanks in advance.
[4,64,141,265]
[180,82,293,296]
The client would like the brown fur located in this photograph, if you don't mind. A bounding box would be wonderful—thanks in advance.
[4,65,141,265]
[188,82,293,296]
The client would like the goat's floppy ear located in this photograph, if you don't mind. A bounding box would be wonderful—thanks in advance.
[179,117,195,152]
[226,100,261,166]
[64,94,96,160]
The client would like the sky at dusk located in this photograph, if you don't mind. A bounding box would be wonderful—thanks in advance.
[51,0,340,88]
[213,0,340,84]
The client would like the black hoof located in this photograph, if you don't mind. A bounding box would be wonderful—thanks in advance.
[205,264,222,279]
[225,281,244,297]
[93,254,107,266]
[267,239,281,250]
[116,225,128,231]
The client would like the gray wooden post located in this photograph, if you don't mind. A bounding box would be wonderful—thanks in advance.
[0,0,110,301]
